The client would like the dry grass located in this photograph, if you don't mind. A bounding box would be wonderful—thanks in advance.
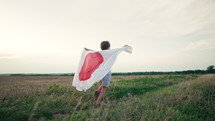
[0,76,72,98]
[0,75,156,98]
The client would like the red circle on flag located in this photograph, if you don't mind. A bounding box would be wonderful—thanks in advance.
[79,52,104,81]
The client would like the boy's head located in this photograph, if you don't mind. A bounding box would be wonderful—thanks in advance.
[100,41,110,50]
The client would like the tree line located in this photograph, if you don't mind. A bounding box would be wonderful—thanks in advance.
[0,65,214,76]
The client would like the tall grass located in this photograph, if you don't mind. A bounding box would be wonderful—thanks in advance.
[0,74,214,121]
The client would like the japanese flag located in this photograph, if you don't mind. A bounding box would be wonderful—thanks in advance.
[72,45,132,91]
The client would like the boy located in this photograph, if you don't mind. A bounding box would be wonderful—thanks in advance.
[95,41,111,105]
[85,41,111,105]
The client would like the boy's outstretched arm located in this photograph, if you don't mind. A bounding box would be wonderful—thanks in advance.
[84,48,93,51]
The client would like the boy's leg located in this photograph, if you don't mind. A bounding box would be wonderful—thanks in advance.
[95,90,99,99]
[97,85,103,92]
[95,81,103,99]
[95,71,111,103]
[95,85,103,99]
[96,86,107,105]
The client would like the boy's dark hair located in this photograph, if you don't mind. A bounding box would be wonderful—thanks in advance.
[100,41,110,50]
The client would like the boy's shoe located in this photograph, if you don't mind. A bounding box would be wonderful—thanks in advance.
[95,90,100,99]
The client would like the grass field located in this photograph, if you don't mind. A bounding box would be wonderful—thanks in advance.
[0,74,214,121]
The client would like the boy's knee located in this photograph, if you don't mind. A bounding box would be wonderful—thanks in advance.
[102,86,107,89]
[101,86,107,91]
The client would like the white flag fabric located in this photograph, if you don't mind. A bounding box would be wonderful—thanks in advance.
[72,45,132,91]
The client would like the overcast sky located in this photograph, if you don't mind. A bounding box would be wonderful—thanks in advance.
[0,0,215,73]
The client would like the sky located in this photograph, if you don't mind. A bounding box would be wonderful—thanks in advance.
[0,0,215,73]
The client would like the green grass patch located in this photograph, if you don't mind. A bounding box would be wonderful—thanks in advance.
[0,96,35,121]
[107,75,192,99]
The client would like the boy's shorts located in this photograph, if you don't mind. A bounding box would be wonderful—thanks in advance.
[100,71,111,87]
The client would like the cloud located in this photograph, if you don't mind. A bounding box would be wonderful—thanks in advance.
[181,39,215,51]
[0,53,20,59]
[146,0,215,38]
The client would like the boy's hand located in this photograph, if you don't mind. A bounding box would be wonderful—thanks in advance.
[85,48,91,51]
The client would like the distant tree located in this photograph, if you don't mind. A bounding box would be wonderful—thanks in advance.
[206,65,215,73]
